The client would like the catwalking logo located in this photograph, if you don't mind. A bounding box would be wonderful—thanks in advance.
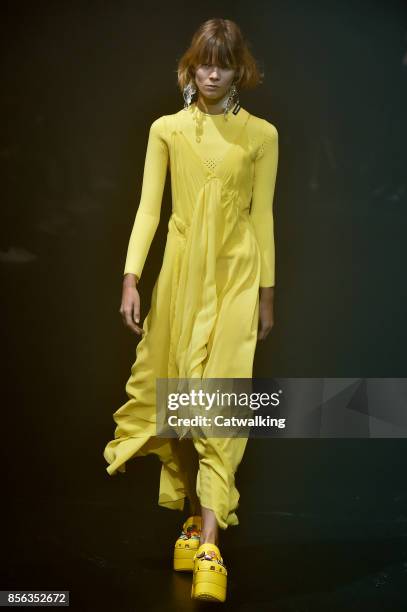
[167,413,287,429]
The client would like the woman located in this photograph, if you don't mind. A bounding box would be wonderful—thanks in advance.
[103,17,278,603]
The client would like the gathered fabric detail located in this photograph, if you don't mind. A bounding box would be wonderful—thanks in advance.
[167,173,250,382]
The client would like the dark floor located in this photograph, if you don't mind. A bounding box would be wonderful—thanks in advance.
[2,492,407,611]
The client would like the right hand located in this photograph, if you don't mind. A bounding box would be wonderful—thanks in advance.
[119,276,144,336]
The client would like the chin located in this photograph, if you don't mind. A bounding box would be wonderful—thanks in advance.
[203,92,223,101]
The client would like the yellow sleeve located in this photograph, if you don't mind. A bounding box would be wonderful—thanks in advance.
[249,121,279,288]
[123,116,169,279]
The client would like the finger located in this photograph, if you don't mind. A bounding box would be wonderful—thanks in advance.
[132,314,144,335]
[263,324,273,340]
[120,309,128,327]
[128,311,144,336]
[123,309,140,334]
[127,320,144,336]
[120,305,143,335]
[132,325,145,336]
[133,303,141,325]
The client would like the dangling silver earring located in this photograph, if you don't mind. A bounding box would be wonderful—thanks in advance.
[222,82,239,116]
[183,81,197,109]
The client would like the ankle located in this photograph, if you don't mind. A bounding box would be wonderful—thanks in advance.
[199,533,219,546]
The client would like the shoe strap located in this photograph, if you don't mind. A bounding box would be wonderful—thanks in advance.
[178,515,202,540]
[194,542,226,567]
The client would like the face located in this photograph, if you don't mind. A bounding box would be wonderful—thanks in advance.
[194,63,236,103]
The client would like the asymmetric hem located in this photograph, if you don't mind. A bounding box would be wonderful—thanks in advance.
[103,102,279,530]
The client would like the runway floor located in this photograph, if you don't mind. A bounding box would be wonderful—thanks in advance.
[2,491,407,611]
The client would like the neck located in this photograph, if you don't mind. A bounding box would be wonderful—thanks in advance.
[195,95,228,116]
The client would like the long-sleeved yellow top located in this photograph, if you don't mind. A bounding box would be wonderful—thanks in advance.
[123,102,278,287]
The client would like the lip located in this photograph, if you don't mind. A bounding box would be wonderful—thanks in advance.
[205,84,219,89]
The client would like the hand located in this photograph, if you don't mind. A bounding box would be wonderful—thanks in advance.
[257,286,274,341]
[119,275,144,336]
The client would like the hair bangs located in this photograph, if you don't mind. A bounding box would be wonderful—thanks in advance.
[194,36,236,70]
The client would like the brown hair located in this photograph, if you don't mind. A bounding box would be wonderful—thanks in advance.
[177,18,263,93]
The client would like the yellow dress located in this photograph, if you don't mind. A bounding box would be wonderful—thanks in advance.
[103,101,279,529]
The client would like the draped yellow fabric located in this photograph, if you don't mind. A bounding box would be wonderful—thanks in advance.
[103,102,279,529]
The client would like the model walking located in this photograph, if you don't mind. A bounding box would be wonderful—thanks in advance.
[103,17,279,603]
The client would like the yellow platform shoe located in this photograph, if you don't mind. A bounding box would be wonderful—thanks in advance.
[191,542,228,602]
[173,515,202,572]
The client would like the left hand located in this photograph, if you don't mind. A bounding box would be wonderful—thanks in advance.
[257,287,274,341]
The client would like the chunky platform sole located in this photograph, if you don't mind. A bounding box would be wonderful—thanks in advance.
[191,572,227,602]
[191,543,227,603]
[173,544,198,572]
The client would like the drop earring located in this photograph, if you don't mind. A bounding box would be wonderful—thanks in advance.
[183,81,197,110]
[222,83,239,116]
